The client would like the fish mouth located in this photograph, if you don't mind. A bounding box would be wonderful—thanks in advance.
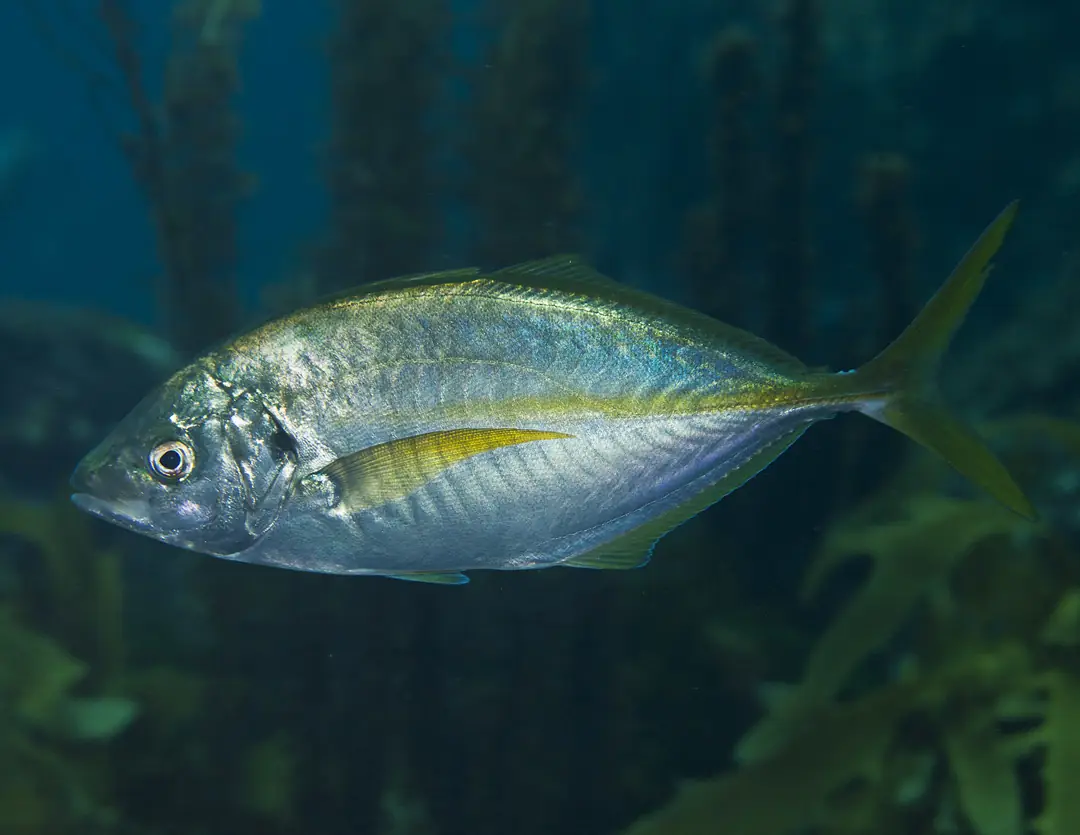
[70,492,157,536]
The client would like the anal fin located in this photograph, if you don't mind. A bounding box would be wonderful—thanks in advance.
[383,571,470,585]
[563,426,808,571]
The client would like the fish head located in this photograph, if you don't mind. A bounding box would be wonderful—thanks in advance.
[70,364,298,556]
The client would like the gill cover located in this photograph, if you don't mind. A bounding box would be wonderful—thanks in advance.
[222,390,299,540]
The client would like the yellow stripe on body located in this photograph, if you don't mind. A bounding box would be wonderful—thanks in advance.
[322,428,572,512]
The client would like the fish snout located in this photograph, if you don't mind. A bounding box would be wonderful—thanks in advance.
[70,450,122,498]
[69,450,155,533]
[69,456,98,495]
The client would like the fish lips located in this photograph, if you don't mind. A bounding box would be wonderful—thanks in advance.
[70,491,158,537]
[70,459,158,537]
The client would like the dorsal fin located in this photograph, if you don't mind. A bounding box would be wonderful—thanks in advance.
[317,267,483,305]
[318,255,808,374]
[488,256,809,374]
[491,254,626,291]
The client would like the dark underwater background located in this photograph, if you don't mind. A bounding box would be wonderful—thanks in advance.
[2,1,1080,834]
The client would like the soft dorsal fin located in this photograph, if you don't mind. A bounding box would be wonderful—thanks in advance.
[336,257,608,301]
[563,425,808,571]
[317,427,572,512]
[320,255,807,374]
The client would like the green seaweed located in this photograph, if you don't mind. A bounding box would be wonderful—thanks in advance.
[318,0,445,292]
[0,604,138,832]
[736,494,1039,764]
[99,0,259,355]
[240,732,297,826]
[467,0,586,265]
[0,496,127,688]
[623,412,1080,834]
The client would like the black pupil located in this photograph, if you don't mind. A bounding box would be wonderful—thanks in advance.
[159,449,183,472]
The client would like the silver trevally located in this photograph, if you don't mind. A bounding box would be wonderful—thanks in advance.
[71,204,1035,584]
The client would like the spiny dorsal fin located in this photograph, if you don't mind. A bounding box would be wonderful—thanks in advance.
[318,267,483,305]
[563,426,808,571]
[491,255,626,291]
[319,428,572,512]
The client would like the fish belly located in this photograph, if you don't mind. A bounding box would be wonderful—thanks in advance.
[247,405,817,575]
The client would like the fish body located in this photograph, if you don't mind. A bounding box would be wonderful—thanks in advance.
[71,205,1035,583]
[203,268,823,575]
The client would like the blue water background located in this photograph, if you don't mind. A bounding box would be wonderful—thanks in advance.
[0,2,329,321]
[3,1,1075,337]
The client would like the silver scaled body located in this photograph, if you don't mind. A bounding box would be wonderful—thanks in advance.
[208,274,830,575]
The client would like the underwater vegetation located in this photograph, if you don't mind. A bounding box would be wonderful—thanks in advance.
[0,304,177,498]
[99,0,259,355]
[1,0,1079,833]
[0,498,137,832]
[622,416,1080,835]
[318,0,445,292]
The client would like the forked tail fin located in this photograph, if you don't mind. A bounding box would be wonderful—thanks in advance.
[831,201,1036,520]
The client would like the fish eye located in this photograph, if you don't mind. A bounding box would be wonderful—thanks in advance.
[149,440,195,482]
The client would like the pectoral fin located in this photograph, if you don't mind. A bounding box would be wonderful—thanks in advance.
[320,427,572,512]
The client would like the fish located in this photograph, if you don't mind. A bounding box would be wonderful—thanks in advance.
[70,203,1035,585]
